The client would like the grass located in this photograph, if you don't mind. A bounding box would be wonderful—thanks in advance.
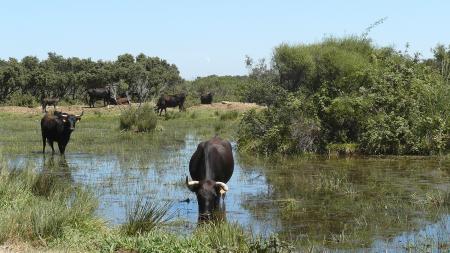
[0,157,292,252]
[122,198,174,235]
[0,106,240,155]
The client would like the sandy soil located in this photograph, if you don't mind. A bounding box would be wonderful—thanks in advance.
[188,101,264,111]
[0,102,263,115]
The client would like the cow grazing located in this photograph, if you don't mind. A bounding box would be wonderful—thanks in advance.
[87,88,113,107]
[41,98,59,112]
[41,111,83,154]
[186,136,234,221]
[200,92,213,104]
[155,93,186,116]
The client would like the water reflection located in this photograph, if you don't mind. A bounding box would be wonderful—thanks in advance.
[4,135,450,251]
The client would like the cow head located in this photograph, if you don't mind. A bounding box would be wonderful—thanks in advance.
[58,111,83,131]
[186,176,229,220]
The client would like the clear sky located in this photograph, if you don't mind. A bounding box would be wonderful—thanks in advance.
[1,1,449,79]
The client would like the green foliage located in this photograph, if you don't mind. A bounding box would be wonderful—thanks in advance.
[238,36,450,155]
[0,163,98,245]
[182,75,249,106]
[119,104,158,132]
[219,110,239,121]
[0,53,182,103]
[5,92,38,107]
[122,198,173,236]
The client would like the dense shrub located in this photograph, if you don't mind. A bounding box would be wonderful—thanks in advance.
[119,104,158,132]
[238,36,450,155]
[5,92,38,107]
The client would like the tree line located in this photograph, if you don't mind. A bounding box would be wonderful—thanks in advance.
[0,53,182,105]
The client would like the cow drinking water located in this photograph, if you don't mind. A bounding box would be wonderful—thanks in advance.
[186,136,234,221]
[41,111,83,154]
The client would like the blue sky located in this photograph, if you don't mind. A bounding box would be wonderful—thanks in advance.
[1,1,449,79]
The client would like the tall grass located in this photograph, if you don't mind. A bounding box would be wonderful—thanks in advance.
[0,163,99,245]
[122,198,174,235]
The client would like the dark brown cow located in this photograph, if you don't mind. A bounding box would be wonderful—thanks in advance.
[41,111,83,154]
[186,136,234,221]
[155,93,186,116]
[87,87,113,107]
[200,92,213,104]
[41,98,59,112]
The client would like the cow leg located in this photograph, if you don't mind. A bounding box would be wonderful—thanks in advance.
[49,141,55,154]
[57,142,66,155]
[42,133,46,153]
[53,104,56,110]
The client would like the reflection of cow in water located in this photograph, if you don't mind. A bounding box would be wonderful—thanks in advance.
[186,136,234,221]
[155,93,186,116]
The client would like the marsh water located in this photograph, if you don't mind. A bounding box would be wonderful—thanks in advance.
[5,133,450,251]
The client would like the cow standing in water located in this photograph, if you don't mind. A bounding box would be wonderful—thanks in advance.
[41,111,83,154]
[186,136,234,221]
[155,93,186,116]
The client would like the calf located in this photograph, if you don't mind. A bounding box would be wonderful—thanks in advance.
[41,111,83,154]
[186,136,234,221]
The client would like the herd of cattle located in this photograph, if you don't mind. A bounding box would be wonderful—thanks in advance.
[41,89,214,113]
[39,89,231,221]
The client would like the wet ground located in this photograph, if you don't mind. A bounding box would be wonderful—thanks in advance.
[5,133,450,251]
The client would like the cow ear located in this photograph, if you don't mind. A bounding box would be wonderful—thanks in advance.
[76,117,81,122]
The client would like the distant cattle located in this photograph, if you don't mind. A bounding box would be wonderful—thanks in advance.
[41,111,83,154]
[186,136,234,221]
[87,88,113,107]
[155,93,186,116]
[200,92,213,104]
[41,98,59,112]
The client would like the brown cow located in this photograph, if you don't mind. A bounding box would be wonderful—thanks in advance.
[155,93,186,116]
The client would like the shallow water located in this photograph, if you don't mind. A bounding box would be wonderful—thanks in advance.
[5,133,450,251]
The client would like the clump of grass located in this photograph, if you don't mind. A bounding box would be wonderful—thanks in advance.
[119,104,157,132]
[0,165,99,245]
[122,198,174,235]
[219,110,239,121]
[214,121,225,133]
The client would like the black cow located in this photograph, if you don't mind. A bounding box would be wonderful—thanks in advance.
[87,88,113,107]
[200,92,213,104]
[41,98,59,112]
[155,93,186,116]
[186,136,234,221]
[41,111,83,154]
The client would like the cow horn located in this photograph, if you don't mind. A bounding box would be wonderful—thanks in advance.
[75,111,84,118]
[186,176,199,191]
[215,182,229,192]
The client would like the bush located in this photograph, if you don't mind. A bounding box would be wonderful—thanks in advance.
[6,92,38,107]
[119,104,157,132]
[238,36,450,155]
